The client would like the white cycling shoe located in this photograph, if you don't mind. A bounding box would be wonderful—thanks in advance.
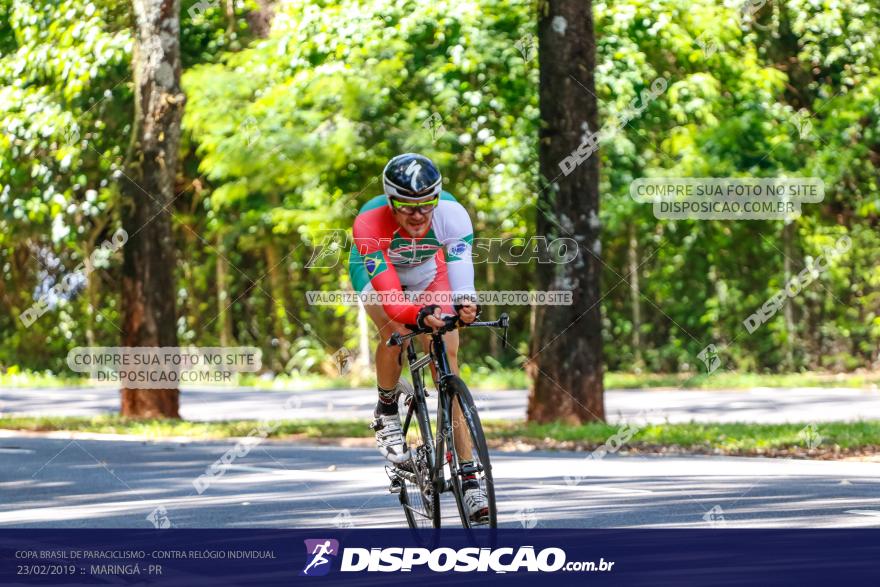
[371,380,413,465]
[463,486,489,523]
[371,412,410,464]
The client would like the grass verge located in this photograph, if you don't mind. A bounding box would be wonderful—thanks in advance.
[2,369,879,390]
[2,415,878,459]
[605,371,880,390]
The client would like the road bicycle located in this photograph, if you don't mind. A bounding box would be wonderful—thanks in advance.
[385,312,509,529]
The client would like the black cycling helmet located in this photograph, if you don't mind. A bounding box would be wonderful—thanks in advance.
[382,153,442,201]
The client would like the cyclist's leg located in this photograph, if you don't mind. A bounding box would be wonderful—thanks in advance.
[352,249,412,462]
[363,300,407,389]
[444,331,476,459]
[420,253,485,518]
[415,328,474,459]
[418,256,475,460]
[363,299,413,463]
[350,246,409,390]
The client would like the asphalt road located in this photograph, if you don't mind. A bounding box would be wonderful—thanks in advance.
[3,385,880,423]
[2,435,879,529]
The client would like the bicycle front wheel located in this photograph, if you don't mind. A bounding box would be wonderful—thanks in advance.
[446,376,497,528]
[398,386,441,529]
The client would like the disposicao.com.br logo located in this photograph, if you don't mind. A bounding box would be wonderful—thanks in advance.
[301,540,614,574]
[301,539,339,576]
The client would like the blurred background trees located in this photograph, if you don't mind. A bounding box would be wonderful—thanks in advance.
[1,0,878,383]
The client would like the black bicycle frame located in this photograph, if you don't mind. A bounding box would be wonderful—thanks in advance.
[398,329,454,496]
[400,337,436,480]
[391,314,508,497]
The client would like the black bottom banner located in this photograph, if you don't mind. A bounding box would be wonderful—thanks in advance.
[1,529,877,585]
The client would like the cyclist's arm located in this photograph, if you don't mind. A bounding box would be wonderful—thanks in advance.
[352,214,421,325]
[437,201,477,304]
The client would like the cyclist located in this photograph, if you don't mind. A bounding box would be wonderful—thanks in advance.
[349,153,487,522]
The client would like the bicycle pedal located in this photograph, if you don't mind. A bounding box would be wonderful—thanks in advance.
[459,463,481,475]
[472,512,490,525]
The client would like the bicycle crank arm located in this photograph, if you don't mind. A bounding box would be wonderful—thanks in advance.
[386,466,418,486]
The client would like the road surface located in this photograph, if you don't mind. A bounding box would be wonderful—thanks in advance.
[2,385,880,423]
[2,435,879,529]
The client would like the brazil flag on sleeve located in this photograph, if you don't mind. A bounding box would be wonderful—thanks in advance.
[363,251,388,278]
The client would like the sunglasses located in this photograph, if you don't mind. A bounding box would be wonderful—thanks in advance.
[389,196,439,215]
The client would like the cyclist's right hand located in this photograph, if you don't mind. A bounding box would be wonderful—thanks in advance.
[416,304,445,330]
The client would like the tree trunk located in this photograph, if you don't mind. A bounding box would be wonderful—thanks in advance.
[627,223,642,368]
[245,0,277,39]
[119,0,184,419]
[225,0,235,35]
[782,221,796,369]
[180,222,199,339]
[264,242,291,368]
[527,0,604,424]
[84,255,98,350]
[82,218,107,350]
[216,232,235,347]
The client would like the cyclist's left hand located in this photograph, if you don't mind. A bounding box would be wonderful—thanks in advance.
[457,302,477,324]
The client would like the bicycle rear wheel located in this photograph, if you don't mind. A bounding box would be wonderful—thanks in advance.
[446,376,497,528]
[397,384,440,529]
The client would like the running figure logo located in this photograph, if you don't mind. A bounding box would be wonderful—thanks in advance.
[301,539,339,576]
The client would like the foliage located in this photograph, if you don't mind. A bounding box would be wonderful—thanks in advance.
[1,0,878,379]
